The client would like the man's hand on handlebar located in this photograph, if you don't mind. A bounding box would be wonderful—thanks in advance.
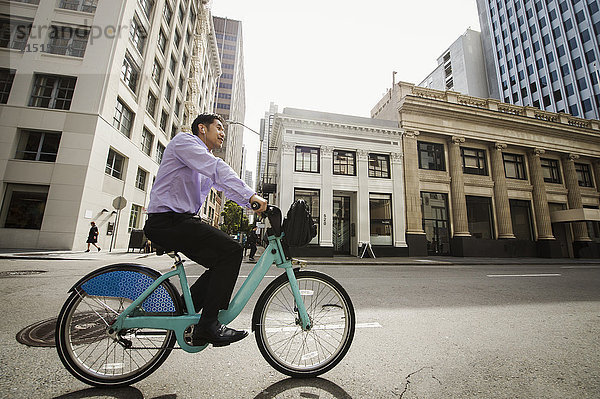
[250,194,268,214]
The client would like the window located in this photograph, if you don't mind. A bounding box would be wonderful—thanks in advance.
[113,98,134,137]
[129,16,147,54]
[175,99,181,118]
[121,54,139,93]
[29,74,76,110]
[141,128,154,155]
[510,199,533,240]
[461,147,487,175]
[157,29,167,54]
[105,148,125,179]
[1,184,49,229]
[0,19,32,50]
[178,3,185,22]
[160,109,168,132]
[15,129,61,162]
[163,1,172,24]
[152,59,163,85]
[333,150,356,176]
[575,163,594,187]
[295,146,319,173]
[503,153,527,179]
[466,196,494,239]
[59,0,98,13]
[418,141,445,171]
[541,158,561,184]
[156,142,165,163]
[146,91,157,117]
[139,0,154,20]
[128,204,142,233]
[370,193,393,245]
[46,25,89,57]
[165,82,173,103]
[135,167,147,191]
[170,54,177,75]
[368,154,390,178]
[174,30,181,49]
[294,188,319,244]
[0,68,15,103]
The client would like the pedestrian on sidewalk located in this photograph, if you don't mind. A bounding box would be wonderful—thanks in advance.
[85,221,101,252]
[247,226,258,261]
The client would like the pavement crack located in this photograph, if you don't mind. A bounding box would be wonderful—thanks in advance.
[396,366,441,398]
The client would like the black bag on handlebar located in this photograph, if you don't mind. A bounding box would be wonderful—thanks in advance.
[282,200,317,247]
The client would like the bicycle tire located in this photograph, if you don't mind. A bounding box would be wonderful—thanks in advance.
[55,264,182,387]
[252,269,355,378]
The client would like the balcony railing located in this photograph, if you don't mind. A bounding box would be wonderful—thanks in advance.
[10,0,40,5]
[58,0,98,13]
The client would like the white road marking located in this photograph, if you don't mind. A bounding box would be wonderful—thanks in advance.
[265,322,382,333]
[487,273,562,277]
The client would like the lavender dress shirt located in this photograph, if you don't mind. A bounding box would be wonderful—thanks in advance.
[147,132,255,214]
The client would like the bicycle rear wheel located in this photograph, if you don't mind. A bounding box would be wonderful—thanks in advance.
[253,270,355,378]
[55,264,182,387]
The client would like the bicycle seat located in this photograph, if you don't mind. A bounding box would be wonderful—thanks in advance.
[154,244,179,258]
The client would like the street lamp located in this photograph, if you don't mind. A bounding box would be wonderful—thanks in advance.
[226,120,260,136]
[226,120,261,244]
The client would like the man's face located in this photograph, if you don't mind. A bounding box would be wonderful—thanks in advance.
[200,119,225,151]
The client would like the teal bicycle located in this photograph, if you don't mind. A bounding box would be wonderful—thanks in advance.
[55,205,355,387]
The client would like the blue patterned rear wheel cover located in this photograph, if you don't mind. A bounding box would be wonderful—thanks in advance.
[81,270,176,312]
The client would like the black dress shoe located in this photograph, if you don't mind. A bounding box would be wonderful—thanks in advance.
[192,320,248,347]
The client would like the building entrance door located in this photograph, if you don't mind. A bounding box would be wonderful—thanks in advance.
[421,192,450,255]
[333,196,351,254]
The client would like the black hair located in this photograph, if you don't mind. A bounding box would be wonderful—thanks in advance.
[191,113,224,136]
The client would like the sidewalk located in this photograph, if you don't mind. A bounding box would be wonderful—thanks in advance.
[1,248,600,265]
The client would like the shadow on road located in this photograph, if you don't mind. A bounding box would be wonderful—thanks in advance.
[53,387,177,399]
[253,377,352,398]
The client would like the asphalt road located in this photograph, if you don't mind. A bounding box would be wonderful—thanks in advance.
[0,254,598,398]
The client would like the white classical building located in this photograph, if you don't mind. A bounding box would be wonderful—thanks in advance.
[269,108,406,257]
[0,0,221,250]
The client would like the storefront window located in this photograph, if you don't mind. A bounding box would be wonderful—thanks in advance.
[369,193,392,245]
[466,196,494,239]
[294,188,319,244]
[1,184,49,229]
[510,199,533,240]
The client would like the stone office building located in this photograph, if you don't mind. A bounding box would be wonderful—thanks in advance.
[372,82,600,258]
[268,108,407,257]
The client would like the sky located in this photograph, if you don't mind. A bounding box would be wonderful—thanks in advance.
[210,0,482,185]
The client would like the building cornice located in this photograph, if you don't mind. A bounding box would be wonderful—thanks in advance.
[395,82,600,158]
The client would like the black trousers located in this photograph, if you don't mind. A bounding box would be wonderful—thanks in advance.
[248,243,257,258]
[143,213,243,322]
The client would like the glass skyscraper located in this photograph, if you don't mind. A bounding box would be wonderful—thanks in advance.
[476,0,600,119]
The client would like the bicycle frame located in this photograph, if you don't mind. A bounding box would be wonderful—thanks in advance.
[110,233,311,353]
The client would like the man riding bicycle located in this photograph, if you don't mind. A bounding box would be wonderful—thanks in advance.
[144,113,267,347]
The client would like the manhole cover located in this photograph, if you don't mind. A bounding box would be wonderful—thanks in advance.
[0,270,47,277]
[16,313,107,347]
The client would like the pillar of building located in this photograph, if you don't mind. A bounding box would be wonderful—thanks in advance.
[489,142,515,239]
[402,130,427,255]
[593,160,600,193]
[448,136,470,237]
[391,151,407,247]
[280,142,295,209]
[403,131,423,234]
[527,149,555,240]
[356,149,371,250]
[561,154,590,242]
[320,145,334,248]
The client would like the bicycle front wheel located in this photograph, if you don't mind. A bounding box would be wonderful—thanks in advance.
[253,269,355,378]
[55,264,181,387]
